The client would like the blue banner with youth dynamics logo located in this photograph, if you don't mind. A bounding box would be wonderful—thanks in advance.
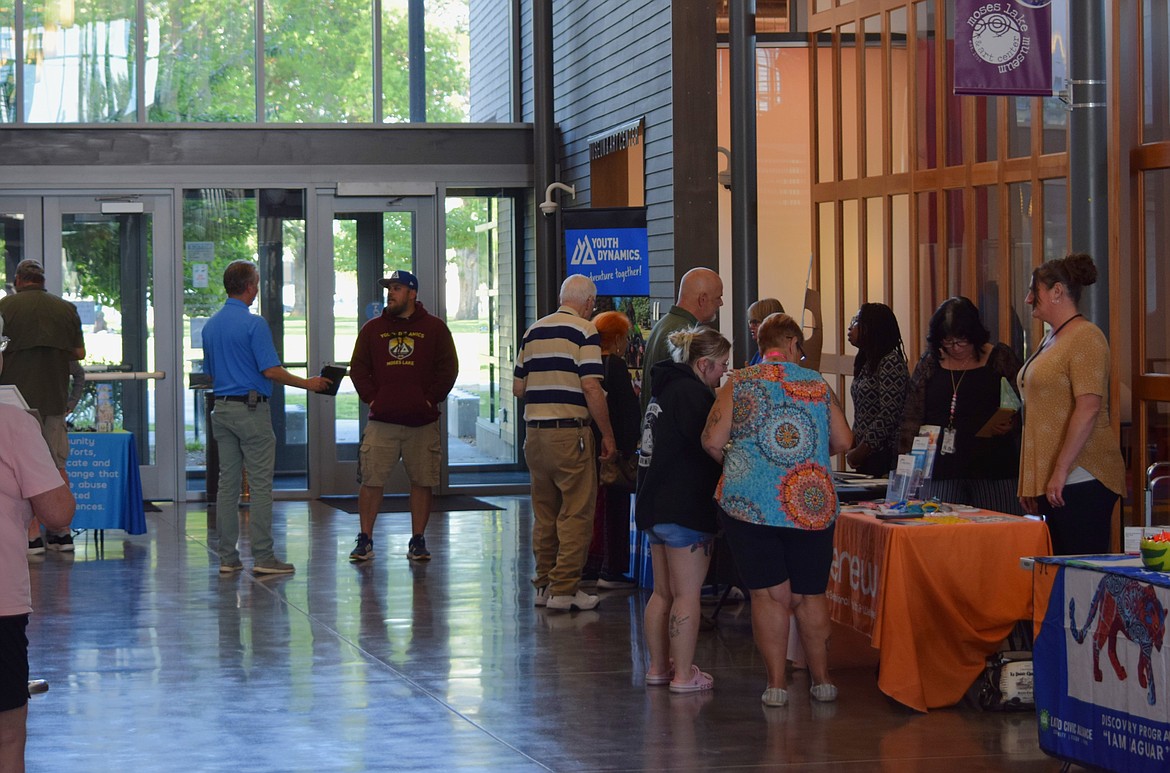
[954,0,1052,97]
[563,207,649,296]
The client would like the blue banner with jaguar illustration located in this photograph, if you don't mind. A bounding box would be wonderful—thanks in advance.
[1033,556,1169,772]
[954,0,1053,96]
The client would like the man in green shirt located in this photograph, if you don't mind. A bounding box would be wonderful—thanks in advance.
[640,267,724,414]
[0,260,86,553]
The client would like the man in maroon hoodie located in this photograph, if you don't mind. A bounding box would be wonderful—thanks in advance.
[348,270,458,562]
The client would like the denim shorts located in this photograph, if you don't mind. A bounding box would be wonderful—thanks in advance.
[645,523,715,550]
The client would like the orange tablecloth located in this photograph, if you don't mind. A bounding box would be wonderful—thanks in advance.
[827,510,1052,711]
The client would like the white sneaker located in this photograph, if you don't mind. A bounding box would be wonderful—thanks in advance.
[546,590,600,611]
[534,585,549,607]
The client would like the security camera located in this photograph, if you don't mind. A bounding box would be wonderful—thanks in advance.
[540,182,576,216]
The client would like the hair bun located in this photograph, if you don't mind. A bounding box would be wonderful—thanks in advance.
[1063,253,1098,287]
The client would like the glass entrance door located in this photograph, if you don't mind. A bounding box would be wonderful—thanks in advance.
[314,194,438,495]
[42,195,179,501]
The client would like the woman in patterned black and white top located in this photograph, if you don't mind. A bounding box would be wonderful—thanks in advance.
[846,303,910,477]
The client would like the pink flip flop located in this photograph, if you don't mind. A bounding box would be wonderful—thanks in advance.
[668,664,714,693]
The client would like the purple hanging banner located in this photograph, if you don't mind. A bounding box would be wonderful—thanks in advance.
[954,0,1052,96]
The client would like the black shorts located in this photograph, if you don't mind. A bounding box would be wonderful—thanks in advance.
[0,614,30,712]
[719,511,835,595]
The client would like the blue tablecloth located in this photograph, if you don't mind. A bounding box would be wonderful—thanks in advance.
[66,432,148,535]
[1033,555,1169,772]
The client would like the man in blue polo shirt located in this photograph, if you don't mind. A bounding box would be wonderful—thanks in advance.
[202,260,331,575]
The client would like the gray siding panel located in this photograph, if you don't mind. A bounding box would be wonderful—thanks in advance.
[550,0,674,304]
[469,0,513,123]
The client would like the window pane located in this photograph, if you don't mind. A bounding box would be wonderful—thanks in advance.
[265,0,372,122]
[1142,0,1170,142]
[819,202,838,354]
[866,197,885,300]
[843,199,860,318]
[840,23,858,180]
[1009,182,1034,357]
[977,97,999,163]
[28,1,137,122]
[946,188,964,298]
[0,6,14,122]
[1043,178,1067,261]
[1009,97,1032,157]
[914,1,936,171]
[1145,170,1170,372]
[863,15,882,177]
[917,190,939,333]
[891,193,911,339]
[943,0,962,167]
[889,8,909,173]
[1042,2,1068,154]
[146,0,256,122]
[423,0,470,122]
[974,185,1001,336]
[816,33,834,182]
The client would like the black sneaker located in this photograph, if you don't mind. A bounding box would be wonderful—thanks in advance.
[349,532,375,562]
[46,531,74,552]
[406,534,431,561]
[27,537,45,555]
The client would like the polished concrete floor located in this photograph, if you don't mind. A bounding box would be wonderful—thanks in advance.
[25,498,1064,772]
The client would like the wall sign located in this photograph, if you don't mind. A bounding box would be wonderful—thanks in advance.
[563,207,649,296]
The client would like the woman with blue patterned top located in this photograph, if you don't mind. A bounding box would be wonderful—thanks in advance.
[702,313,852,709]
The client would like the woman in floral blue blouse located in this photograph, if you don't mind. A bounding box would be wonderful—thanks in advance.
[702,313,852,709]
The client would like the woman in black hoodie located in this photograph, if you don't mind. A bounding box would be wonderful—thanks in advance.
[636,326,730,693]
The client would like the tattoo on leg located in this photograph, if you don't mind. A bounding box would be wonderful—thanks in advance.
[669,613,690,639]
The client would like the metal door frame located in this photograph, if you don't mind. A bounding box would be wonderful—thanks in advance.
[42,193,180,502]
[310,189,443,496]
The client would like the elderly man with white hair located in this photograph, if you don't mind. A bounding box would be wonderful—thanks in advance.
[513,275,616,611]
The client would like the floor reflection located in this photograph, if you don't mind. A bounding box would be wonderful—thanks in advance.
[24,498,1061,771]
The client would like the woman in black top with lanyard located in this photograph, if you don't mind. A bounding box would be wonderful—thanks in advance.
[898,297,1023,513]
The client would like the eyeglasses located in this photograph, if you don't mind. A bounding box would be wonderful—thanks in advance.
[0,335,8,352]
[941,337,971,348]
[849,315,859,328]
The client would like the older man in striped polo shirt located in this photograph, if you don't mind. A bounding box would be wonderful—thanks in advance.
[513,275,616,612]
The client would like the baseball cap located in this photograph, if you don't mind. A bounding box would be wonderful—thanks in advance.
[15,259,45,282]
[378,270,418,291]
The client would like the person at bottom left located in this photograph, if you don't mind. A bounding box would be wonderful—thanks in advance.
[0,341,77,772]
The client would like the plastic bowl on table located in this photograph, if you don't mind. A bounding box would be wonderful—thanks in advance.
[1140,537,1170,572]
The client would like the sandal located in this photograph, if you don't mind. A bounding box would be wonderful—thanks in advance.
[645,668,674,686]
[810,683,838,702]
[761,687,788,707]
[668,664,714,693]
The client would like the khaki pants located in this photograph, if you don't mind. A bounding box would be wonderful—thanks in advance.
[525,425,597,596]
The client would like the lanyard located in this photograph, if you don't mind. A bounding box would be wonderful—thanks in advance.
[1019,313,1083,386]
[947,367,967,429]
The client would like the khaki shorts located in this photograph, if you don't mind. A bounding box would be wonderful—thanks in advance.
[40,414,69,469]
[358,420,441,488]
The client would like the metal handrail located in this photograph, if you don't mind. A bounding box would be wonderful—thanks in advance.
[1145,474,1170,528]
[82,371,165,381]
